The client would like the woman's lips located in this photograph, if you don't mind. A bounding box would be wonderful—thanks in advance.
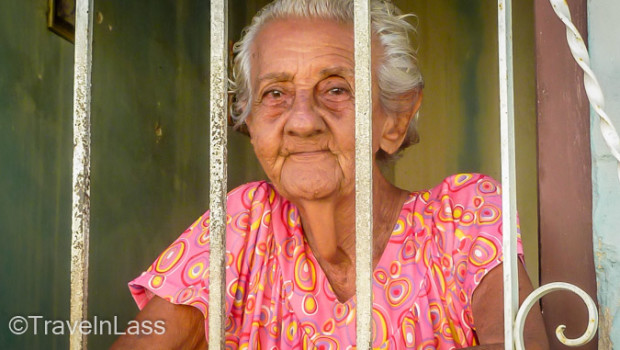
[288,150,330,160]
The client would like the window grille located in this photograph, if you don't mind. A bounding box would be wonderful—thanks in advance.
[68,0,612,349]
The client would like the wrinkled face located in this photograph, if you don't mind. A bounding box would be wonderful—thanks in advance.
[245,18,389,202]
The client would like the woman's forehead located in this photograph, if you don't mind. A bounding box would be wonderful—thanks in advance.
[253,17,354,52]
[249,18,356,81]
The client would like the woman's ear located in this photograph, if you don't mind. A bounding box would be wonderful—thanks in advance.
[244,115,254,137]
[379,90,423,155]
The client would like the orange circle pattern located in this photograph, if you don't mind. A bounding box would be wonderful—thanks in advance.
[129,174,523,349]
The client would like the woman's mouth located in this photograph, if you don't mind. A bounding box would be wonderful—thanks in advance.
[288,150,330,160]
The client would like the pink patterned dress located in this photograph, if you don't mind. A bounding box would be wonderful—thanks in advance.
[129,173,523,349]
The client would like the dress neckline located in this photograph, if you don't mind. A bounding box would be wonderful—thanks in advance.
[297,191,418,306]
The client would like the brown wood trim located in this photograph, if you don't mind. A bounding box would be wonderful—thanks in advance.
[535,0,598,348]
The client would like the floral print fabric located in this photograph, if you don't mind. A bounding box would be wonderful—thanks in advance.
[129,173,523,349]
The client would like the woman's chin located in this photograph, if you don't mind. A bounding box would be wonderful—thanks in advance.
[279,179,339,201]
[276,159,352,202]
[278,170,347,202]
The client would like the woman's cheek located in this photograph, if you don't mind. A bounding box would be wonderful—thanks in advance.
[252,139,279,173]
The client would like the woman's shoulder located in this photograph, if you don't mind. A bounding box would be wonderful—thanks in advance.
[402,173,503,226]
[413,173,501,203]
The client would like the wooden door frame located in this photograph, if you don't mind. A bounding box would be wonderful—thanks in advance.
[535,1,598,348]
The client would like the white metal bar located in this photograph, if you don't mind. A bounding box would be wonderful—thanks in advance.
[70,0,94,349]
[354,0,373,348]
[497,1,519,349]
[208,0,228,348]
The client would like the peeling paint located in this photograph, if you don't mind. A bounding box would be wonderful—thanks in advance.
[593,240,619,349]
[599,308,613,349]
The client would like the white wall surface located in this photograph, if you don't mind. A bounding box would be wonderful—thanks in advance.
[588,0,620,347]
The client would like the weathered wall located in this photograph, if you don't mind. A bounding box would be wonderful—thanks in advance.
[393,0,540,283]
[588,0,620,347]
[0,1,73,349]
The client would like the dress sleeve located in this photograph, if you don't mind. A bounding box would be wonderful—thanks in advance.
[127,180,272,335]
[434,174,524,329]
[128,210,212,317]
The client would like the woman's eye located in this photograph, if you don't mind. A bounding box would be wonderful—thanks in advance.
[261,89,289,107]
[328,87,346,95]
[323,86,351,102]
[263,90,284,99]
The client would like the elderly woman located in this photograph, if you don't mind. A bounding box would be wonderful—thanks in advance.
[112,0,548,349]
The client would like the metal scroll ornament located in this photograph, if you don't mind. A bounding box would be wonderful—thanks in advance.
[548,0,620,183]
[514,283,598,348]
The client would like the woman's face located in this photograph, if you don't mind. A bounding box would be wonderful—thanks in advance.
[245,18,390,203]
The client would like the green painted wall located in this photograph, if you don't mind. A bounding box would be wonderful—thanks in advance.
[0,1,264,349]
[393,0,539,284]
[87,1,264,348]
[0,1,73,349]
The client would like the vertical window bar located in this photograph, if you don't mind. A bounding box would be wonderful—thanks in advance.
[497,0,519,349]
[208,0,228,348]
[354,0,373,348]
[70,0,94,349]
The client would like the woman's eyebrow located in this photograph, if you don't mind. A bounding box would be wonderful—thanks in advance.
[257,72,293,84]
[318,67,354,79]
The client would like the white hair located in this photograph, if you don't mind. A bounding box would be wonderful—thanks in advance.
[229,0,424,161]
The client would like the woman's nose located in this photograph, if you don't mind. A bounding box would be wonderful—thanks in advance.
[284,94,326,137]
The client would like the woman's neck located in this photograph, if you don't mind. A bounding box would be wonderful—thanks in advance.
[294,167,409,301]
